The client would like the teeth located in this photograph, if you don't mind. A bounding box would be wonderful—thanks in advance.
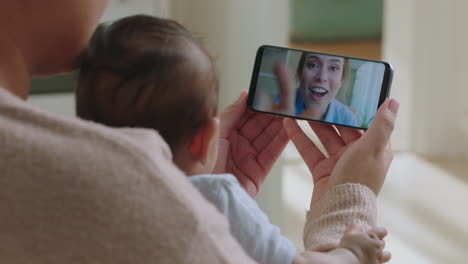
[311,88,327,94]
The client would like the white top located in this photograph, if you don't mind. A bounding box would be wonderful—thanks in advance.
[190,174,296,264]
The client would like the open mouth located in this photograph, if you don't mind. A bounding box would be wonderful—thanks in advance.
[308,87,328,101]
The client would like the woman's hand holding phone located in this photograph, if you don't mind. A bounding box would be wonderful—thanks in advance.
[217,43,398,199]
[283,98,399,206]
[213,91,290,197]
[267,47,400,204]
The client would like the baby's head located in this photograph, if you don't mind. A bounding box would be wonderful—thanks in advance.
[77,15,220,175]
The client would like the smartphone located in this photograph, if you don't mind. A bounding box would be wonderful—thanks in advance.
[247,45,393,129]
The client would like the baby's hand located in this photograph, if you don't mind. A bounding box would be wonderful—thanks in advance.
[339,224,391,264]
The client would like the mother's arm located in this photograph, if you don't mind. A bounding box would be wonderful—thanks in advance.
[284,98,399,251]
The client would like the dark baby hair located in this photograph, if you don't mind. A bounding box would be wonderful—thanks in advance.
[76,15,219,154]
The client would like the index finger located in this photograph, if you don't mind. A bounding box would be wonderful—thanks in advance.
[309,122,345,156]
[283,118,326,169]
[335,126,364,144]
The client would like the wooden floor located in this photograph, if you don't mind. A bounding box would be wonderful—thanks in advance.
[422,156,468,182]
[289,39,382,61]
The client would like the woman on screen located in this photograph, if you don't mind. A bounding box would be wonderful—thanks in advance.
[294,53,358,127]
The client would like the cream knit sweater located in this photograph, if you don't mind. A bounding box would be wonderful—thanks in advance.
[0,87,376,263]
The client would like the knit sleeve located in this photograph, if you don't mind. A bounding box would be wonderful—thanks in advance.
[303,183,377,251]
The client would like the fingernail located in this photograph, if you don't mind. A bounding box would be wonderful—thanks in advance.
[245,181,258,197]
[237,91,247,102]
[388,98,399,115]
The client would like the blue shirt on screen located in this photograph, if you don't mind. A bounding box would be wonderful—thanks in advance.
[295,89,358,127]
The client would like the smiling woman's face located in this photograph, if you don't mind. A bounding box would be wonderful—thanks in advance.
[299,54,344,113]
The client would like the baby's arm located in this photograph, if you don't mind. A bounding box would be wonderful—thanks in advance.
[293,224,390,264]
[337,224,391,264]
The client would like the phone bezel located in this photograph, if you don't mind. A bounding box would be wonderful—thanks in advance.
[247,44,394,130]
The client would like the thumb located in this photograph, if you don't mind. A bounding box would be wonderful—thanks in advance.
[364,98,399,150]
[219,91,248,137]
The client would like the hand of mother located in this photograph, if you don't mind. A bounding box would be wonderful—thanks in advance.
[213,91,290,197]
[283,98,399,207]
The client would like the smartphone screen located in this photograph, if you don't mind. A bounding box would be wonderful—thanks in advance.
[247,45,393,129]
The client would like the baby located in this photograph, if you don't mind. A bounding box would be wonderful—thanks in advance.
[76,14,390,264]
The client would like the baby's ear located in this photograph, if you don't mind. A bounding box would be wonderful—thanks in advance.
[189,117,219,164]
